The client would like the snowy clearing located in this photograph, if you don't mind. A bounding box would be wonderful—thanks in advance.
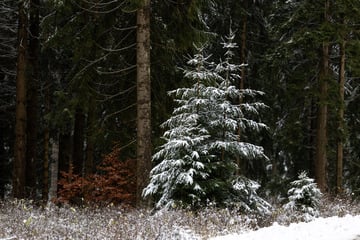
[210,215,360,240]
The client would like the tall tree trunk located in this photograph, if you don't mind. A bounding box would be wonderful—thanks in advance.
[314,0,330,192]
[13,0,28,198]
[72,108,85,176]
[237,0,248,176]
[48,137,59,201]
[336,40,346,194]
[58,131,72,176]
[43,126,49,200]
[42,65,51,201]
[57,130,71,196]
[0,133,6,198]
[136,0,151,207]
[85,100,95,176]
[25,0,40,199]
[309,98,317,177]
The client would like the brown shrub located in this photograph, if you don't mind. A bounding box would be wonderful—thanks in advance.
[56,146,136,206]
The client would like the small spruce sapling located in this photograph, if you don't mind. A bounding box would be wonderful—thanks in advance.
[215,28,270,214]
[284,171,322,219]
[232,176,272,215]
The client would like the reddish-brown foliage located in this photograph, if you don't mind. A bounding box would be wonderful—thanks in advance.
[56,146,136,206]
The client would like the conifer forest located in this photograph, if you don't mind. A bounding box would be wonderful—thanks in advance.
[1,0,360,212]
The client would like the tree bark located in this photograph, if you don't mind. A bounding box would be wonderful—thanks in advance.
[43,126,49,200]
[237,0,248,176]
[58,132,72,176]
[48,137,59,201]
[13,0,28,199]
[42,65,51,201]
[314,0,330,192]
[136,0,151,207]
[336,40,346,194]
[25,0,40,199]
[0,133,6,198]
[72,108,85,176]
[85,100,95,176]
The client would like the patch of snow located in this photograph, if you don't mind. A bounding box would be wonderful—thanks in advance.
[210,215,360,240]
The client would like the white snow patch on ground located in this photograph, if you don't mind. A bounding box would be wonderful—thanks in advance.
[210,215,360,240]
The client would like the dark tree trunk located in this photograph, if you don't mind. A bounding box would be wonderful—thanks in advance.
[49,137,59,201]
[0,133,6,198]
[336,40,346,194]
[42,68,51,200]
[237,0,248,176]
[85,101,95,176]
[13,0,28,199]
[25,0,40,199]
[309,98,317,177]
[315,43,329,192]
[314,0,330,192]
[72,108,85,176]
[58,131,72,176]
[43,126,49,200]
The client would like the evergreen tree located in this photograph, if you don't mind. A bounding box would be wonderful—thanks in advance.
[332,0,360,194]
[144,32,269,211]
[206,0,273,181]
[284,171,322,220]
[264,0,360,194]
[216,29,271,214]
[143,45,216,208]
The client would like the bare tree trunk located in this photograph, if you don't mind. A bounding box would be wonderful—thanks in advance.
[42,64,51,201]
[315,43,329,192]
[13,0,28,198]
[25,0,40,199]
[336,40,346,194]
[43,126,49,200]
[72,108,85,176]
[48,137,59,201]
[0,132,8,198]
[314,0,330,192]
[237,0,248,176]
[308,98,317,177]
[85,100,95,176]
[58,131,72,176]
[136,0,151,207]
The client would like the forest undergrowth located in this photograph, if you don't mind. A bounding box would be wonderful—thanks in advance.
[0,196,359,240]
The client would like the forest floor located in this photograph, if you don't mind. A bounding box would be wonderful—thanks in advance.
[0,196,359,239]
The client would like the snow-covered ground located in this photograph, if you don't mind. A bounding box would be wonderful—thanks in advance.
[210,215,360,240]
[1,199,360,239]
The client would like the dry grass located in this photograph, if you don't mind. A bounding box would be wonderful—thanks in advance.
[0,196,359,240]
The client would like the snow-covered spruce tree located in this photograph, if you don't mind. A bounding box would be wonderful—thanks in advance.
[215,29,271,214]
[284,171,322,220]
[143,45,216,208]
[143,32,270,211]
